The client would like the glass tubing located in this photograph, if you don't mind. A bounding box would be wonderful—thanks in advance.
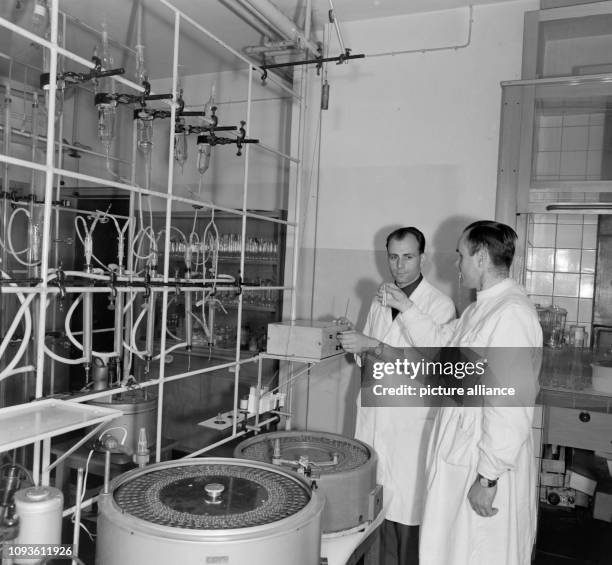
[0,0,307,484]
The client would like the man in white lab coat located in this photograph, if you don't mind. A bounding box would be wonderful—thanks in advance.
[338,227,455,565]
[367,221,542,565]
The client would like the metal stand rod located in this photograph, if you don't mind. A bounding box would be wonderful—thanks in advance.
[261,53,364,71]
[103,450,111,494]
[72,468,83,559]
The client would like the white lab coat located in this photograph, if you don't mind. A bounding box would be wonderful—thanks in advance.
[398,278,542,565]
[355,278,455,525]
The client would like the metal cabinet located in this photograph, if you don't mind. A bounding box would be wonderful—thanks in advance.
[496,2,612,229]
[151,209,286,356]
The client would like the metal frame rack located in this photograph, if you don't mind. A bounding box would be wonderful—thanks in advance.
[0,0,309,512]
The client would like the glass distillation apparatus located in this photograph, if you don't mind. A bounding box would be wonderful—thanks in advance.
[93,26,117,172]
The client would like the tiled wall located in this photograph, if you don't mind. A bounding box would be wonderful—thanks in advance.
[533,110,605,182]
[526,214,597,338]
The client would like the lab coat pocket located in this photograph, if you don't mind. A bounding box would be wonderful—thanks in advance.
[440,413,477,467]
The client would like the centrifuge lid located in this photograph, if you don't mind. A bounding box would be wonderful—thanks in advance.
[113,462,310,529]
[235,431,371,474]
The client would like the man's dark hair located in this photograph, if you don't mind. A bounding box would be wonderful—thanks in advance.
[386,227,426,254]
[463,220,517,269]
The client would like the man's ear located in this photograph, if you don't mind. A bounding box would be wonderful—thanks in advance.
[477,247,487,267]
[419,252,426,270]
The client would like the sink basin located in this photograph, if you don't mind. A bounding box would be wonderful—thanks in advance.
[591,361,612,394]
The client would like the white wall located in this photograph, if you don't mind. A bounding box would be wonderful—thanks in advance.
[292,0,538,434]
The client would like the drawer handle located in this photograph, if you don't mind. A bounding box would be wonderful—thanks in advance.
[579,412,591,423]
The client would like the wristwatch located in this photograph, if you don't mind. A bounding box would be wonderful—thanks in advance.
[477,473,498,488]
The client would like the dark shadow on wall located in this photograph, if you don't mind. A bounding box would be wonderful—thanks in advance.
[351,218,482,326]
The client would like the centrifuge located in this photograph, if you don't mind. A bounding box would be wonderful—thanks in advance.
[235,431,382,533]
[96,458,324,565]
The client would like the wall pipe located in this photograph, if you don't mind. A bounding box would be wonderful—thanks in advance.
[242,0,319,56]
[220,0,282,40]
[366,5,473,59]
[234,0,289,40]
[156,0,299,100]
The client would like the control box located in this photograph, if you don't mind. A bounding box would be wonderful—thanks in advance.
[266,320,351,359]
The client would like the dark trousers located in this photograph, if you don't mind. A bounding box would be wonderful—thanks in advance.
[381,519,419,565]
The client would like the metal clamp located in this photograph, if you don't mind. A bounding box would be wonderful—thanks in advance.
[336,47,352,65]
[40,55,125,89]
[143,271,151,301]
[55,267,67,300]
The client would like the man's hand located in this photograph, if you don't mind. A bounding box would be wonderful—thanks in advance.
[337,330,377,354]
[377,283,414,313]
[332,317,355,330]
[467,478,499,517]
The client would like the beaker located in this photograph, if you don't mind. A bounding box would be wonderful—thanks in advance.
[537,305,567,348]
[567,324,587,349]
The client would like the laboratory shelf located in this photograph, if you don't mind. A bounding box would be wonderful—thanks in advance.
[217,256,280,264]
[159,253,279,265]
[219,303,277,312]
[259,352,345,364]
[0,399,121,453]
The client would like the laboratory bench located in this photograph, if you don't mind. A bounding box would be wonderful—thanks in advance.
[537,348,612,454]
[528,349,612,564]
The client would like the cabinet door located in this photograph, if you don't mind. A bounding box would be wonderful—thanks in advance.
[497,4,612,221]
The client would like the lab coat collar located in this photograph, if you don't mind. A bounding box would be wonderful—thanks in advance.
[476,277,514,301]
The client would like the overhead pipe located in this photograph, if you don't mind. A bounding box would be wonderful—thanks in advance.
[243,40,295,55]
[234,0,291,42]
[242,0,319,56]
[220,0,283,40]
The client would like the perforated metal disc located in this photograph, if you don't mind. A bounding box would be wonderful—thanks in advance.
[113,462,310,529]
[235,432,371,474]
